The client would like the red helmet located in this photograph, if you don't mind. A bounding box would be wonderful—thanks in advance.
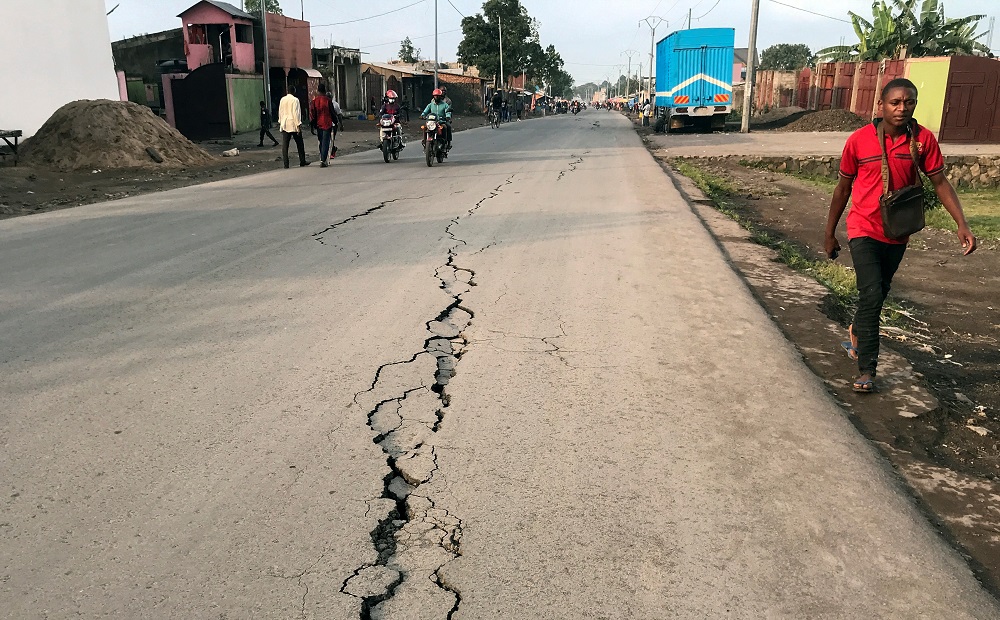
[385,90,398,99]
[432,88,444,97]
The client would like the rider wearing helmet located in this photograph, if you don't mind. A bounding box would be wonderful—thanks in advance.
[379,90,402,118]
[421,88,453,149]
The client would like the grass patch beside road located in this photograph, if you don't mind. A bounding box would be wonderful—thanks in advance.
[674,159,916,327]
[925,188,1000,241]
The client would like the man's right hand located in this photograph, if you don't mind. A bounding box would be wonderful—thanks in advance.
[825,235,841,260]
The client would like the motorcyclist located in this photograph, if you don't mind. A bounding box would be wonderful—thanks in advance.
[421,88,452,149]
[378,89,402,118]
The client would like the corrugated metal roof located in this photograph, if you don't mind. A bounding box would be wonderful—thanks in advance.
[179,0,255,20]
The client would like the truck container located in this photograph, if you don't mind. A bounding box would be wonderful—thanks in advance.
[655,28,735,132]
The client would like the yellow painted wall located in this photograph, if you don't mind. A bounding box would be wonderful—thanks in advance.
[905,57,951,133]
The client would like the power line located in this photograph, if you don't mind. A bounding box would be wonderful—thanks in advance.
[766,0,851,23]
[361,28,463,51]
[694,0,722,20]
[298,0,428,28]
[446,0,465,18]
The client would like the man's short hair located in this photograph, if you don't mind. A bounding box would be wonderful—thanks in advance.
[881,78,917,100]
[260,100,266,107]
[318,83,327,94]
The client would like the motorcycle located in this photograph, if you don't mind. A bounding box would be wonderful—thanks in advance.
[377,114,404,163]
[421,113,449,167]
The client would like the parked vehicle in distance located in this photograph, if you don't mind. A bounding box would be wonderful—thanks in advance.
[655,27,735,132]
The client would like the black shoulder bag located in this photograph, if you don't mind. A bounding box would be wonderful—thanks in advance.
[877,120,925,240]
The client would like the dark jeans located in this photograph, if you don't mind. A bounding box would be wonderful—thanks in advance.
[849,236,907,376]
[281,130,306,167]
[259,126,277,145]
[316,128,332,162]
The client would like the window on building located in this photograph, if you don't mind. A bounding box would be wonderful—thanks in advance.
[235,24,252,44]
[188,24,207,44]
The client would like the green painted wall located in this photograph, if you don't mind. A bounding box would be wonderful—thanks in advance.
[906,57,950,133]
[125,79,146,105]
[227,76,265,134]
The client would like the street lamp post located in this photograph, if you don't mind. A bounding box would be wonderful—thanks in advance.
[434,0,439,88]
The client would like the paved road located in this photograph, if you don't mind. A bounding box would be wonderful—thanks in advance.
[2,111,997,619]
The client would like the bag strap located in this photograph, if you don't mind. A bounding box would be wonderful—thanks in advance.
[878,120,890,196]
[908,120,921,180]
[879,119,923,195]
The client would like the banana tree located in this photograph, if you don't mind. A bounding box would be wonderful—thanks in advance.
[817,0,987,62]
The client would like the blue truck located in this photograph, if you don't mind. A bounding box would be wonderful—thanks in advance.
[655,28,735,132]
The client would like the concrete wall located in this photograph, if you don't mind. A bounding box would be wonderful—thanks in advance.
[906,58,951,133]
[694,154,1000,190]
[227,75,265,134]
[266,13,312,70]
[0,0,119,138]
[112,29,185,84]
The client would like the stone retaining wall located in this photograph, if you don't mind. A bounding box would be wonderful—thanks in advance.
[675,155,1000,189]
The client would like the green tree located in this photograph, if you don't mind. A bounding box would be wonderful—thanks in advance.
[244,0,282,15]
[759,44,815,70]
[398,37,421,63]
[817,0,986,62]
[457,0,541,86]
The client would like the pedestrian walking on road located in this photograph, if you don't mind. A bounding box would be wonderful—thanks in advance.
[278,85,309,168]
[258,100,279,147]
[309,83,336,167]
[825,78,976,394]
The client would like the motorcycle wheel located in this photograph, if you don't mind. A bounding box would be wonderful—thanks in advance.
[436,143,444,163]
[391,149,399,161]
[382,142,390,163]
[425,141,434,167]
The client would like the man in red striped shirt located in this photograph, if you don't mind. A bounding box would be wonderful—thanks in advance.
[825,78,977,393]
[309,83,337,168]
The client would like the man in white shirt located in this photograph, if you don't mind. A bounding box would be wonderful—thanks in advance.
[278,85,309,168]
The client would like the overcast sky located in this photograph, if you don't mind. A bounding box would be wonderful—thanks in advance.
[106,0,999,84]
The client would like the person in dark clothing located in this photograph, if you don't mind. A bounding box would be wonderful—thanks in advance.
[258,100,278,147]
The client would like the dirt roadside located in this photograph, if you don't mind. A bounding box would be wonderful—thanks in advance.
[640,126,1000,595]
[0,113,505,219]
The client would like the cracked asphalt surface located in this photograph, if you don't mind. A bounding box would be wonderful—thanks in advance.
[1,111,999,619]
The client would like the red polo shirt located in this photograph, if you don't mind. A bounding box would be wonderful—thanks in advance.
[839,121,944,244]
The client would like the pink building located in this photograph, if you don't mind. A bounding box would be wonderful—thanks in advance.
[178,0,256,74]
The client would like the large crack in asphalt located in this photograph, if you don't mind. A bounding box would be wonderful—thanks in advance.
[340,175,516,619]
[312,195,430,245]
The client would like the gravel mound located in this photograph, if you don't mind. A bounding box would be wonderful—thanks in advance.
[22,100,215,171]
[778,109,870,133]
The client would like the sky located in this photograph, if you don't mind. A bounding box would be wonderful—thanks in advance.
[106,0,999,85]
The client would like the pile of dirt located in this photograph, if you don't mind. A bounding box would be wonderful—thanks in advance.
[777,109,869,133]
[21,100,215,171]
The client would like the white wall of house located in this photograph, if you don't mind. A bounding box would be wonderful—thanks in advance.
[0,0,120,138]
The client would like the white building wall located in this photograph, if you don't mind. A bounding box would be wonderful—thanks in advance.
[0,0,120,138]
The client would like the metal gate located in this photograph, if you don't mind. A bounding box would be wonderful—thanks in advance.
[939,56,1000,144]
[172,63,230,141]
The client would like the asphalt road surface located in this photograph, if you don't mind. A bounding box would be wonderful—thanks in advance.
[2,111,998,619]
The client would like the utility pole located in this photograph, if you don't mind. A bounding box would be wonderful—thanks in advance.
[740,0,760,133]
[987,16,996,52]
[499,19,504,91]
[300,0,304,20]
[434,0,439,88]
[622,50,638,99]
[641,16,666,105]
[261,1,271,117]
[688,8,692,29]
